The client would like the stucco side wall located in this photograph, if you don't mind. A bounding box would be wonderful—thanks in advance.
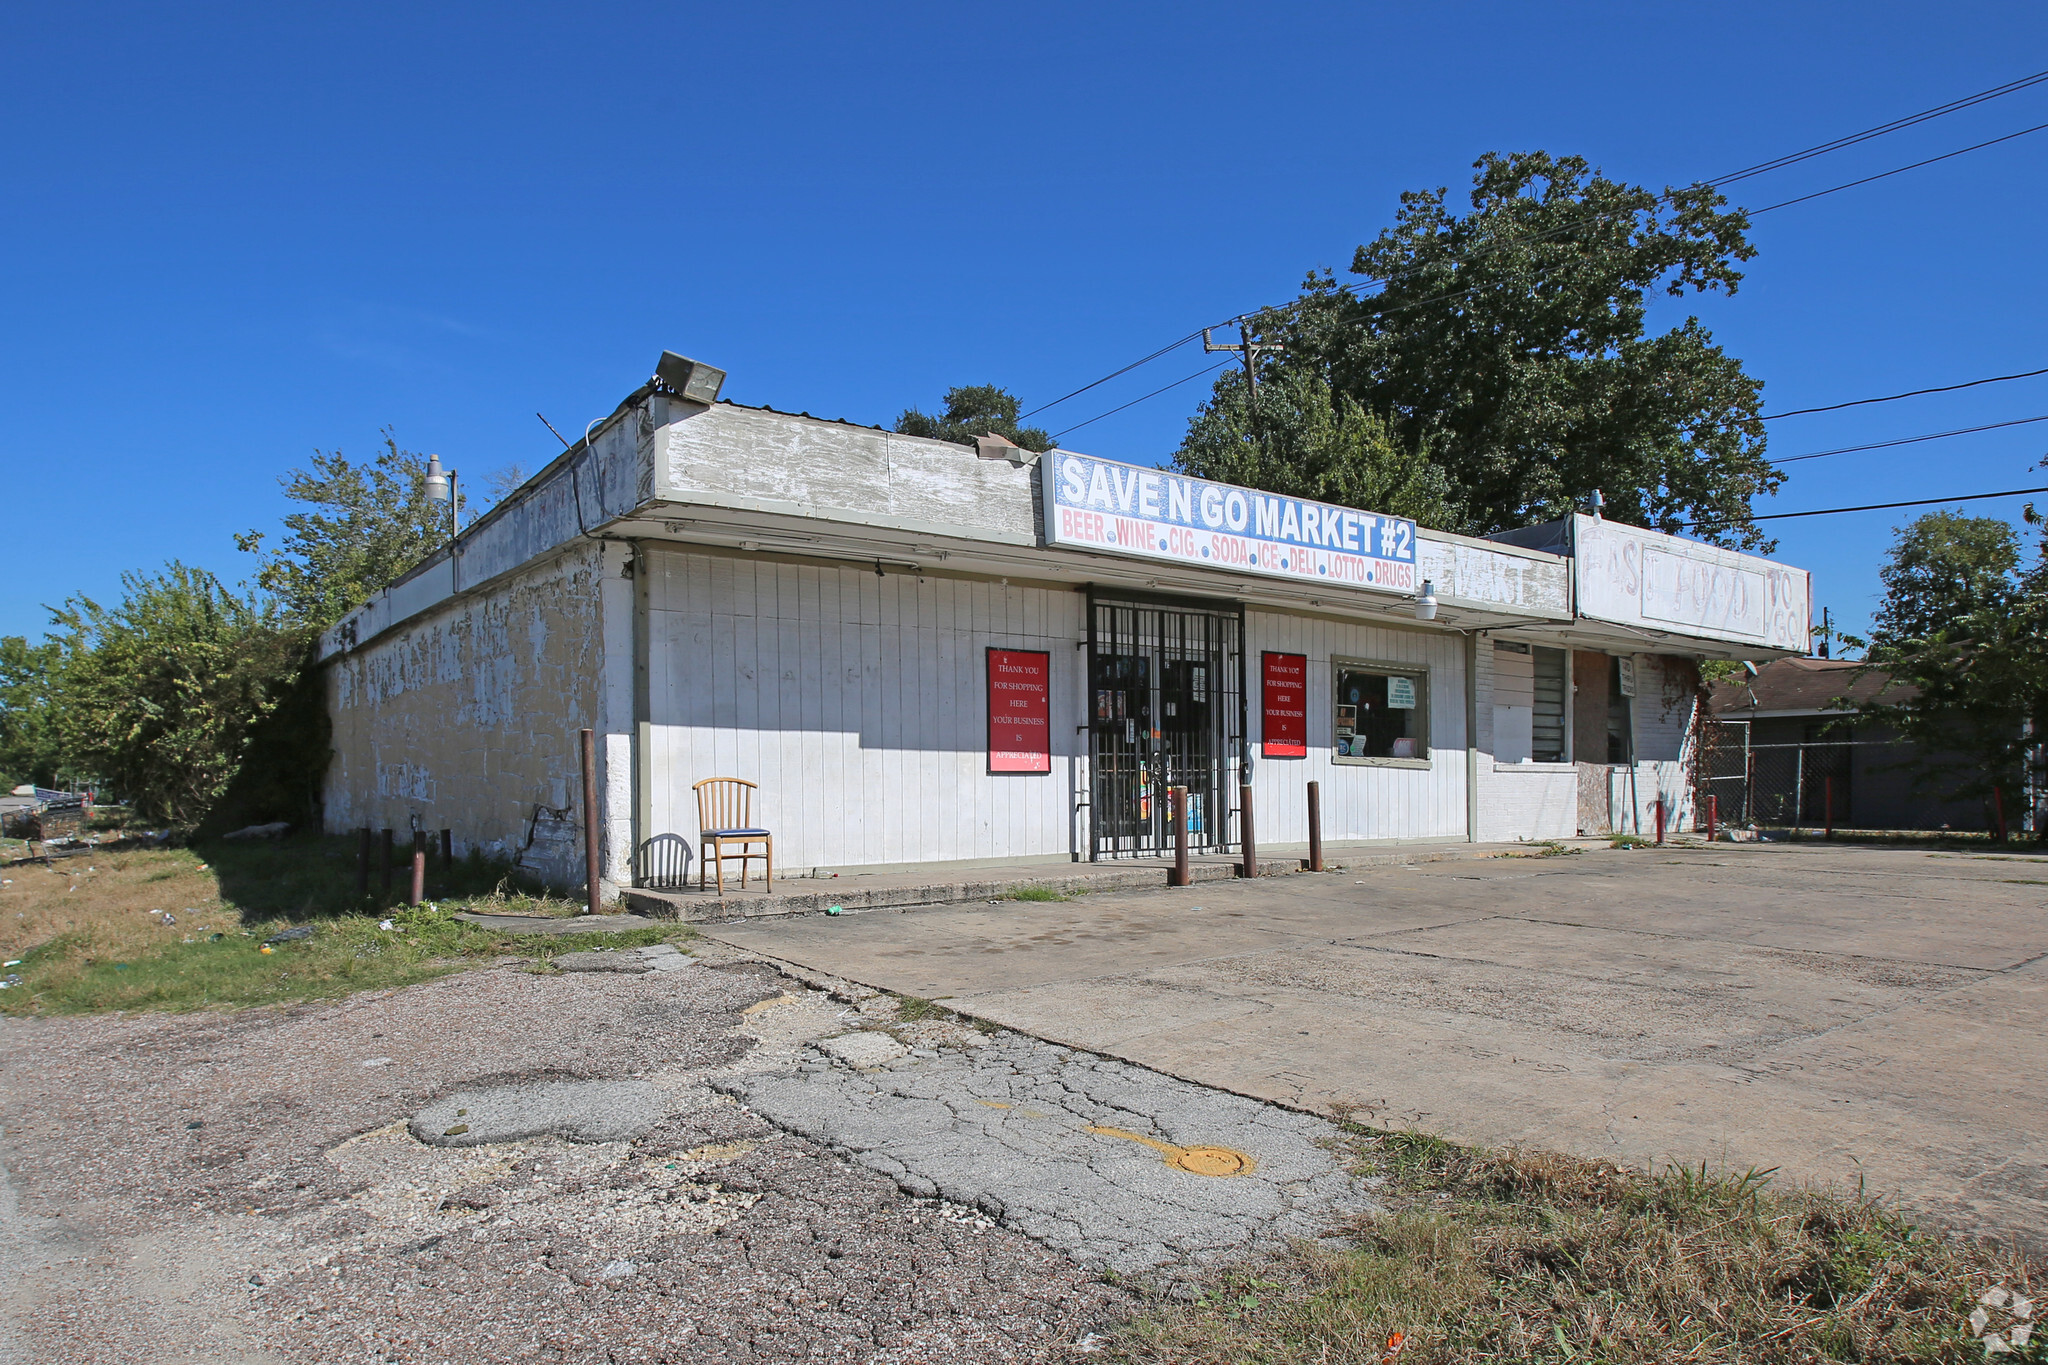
[323,543,608,888]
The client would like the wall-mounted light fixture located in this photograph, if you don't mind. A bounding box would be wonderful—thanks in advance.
[1414,580,1439,621]
[425,454,458,535]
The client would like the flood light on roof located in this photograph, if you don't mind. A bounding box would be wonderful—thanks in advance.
[655,351,726,405]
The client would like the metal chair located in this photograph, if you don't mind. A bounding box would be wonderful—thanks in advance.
[693,777,772,894]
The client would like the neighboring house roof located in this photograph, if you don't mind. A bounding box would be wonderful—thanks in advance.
[1708,657,1914,718]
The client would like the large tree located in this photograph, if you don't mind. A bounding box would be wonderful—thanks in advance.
[1851,510,2046,831]
[49,565,306,824]
[1175,367,1460,530]
[1866,511,2021,650]
[0,635,62,789]
[1213,151,1780,546]
[895,385,1053,453]
[236,430,458,628]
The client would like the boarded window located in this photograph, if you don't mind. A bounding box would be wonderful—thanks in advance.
[1531,647,1567,763]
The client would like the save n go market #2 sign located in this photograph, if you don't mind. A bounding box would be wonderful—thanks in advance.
[1043,452,1418,594]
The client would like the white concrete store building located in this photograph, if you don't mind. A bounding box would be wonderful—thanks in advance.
[317,354,1812,895]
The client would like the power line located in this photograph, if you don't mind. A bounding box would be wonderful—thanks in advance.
[1707,67,2048,186]
[1693,484,2048,529]
[1764,365,2048,420]
[1772,413,2048,464]
[1746,118,2048,215]
[1026,67,2048,432]
[1018,329,1208,420]
[1050,360,1233,441]
[1311,68,2048,313]
[1347,116,2048,324]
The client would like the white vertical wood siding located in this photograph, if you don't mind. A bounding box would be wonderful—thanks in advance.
[643,548,1085,870]
[1245,610,1468,842]
[1490,643,1535,764]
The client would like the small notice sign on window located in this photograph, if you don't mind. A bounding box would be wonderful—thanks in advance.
[1262,651,1307,757]
[1386,676,1417,709]
[987,648,1052,774]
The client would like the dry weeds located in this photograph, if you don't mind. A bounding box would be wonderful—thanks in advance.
[1108,1132,2041,1363]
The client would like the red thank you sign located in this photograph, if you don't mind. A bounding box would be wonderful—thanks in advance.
[1263,651,1307,757]
[987,648,1052,773]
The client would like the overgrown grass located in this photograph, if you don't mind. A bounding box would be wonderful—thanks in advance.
[1610,834,1657,849]
[0,834,693,1015]
[889,992,952,1022]
[1106,1130,2041,1364]
[1004,884,1073,902]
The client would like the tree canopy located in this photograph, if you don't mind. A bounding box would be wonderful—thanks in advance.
[895,385,1053,453]
[1200,151,1780,547]
[47,565,305,825]
[1175,367,1460,530]
[1852,510,2046,827]
[1866,511,2021,651]
[236,431,458,628]
[0,635,62,789]
[2,432,450,824]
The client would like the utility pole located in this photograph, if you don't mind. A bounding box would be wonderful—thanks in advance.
[1818,606,1832,659]
[1204,321,1284,446]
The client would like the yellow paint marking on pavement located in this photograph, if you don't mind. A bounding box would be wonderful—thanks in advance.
[973,1099,1013,1109]
[741,994,798,1016]
[1086,1126,1257,1177]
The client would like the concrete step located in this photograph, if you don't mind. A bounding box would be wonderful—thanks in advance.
[622,842,1524,923]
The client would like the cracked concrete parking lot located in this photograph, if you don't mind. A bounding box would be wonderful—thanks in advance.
[0,960,1146,1363]
[5,840,2043,1362]
[0,938,1380,1363]
[711,841,2048,1251]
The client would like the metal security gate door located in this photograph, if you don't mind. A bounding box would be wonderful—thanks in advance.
[1087,594,1244,859]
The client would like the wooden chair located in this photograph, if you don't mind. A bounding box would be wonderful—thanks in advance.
[693,777,772,894]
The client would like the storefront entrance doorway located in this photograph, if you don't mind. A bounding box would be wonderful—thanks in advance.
[1086,593,1244,860]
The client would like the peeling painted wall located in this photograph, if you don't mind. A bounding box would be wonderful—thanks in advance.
[323,544,607,888]
[640,547,1086,872]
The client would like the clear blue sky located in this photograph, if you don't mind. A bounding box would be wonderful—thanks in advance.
[4,2,2046,648]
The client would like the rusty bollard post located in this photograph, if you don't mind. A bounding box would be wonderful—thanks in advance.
[581,728,601,915]
[356,827,371,896]
[1654,799,1665,845]
[1307,780,1324,872]
[380,828,394,893]
[1169,785,1190,887]
[1707,796,1718,843]
[1240,781,1257,879]
[409,831,426,906]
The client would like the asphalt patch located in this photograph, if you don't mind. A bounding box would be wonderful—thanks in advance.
[410,1078,667,1147]
[717,1031,1377,1277]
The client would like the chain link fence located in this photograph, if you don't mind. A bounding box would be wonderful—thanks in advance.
[1695,718,1991,831]
[1699,739,1866,827]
